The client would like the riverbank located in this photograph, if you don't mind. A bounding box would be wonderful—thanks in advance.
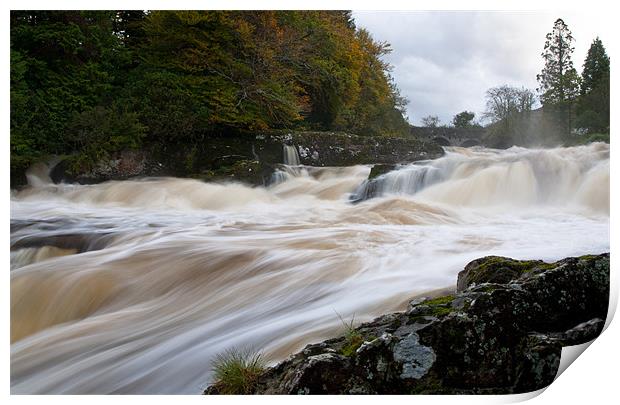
[205,253,609,395]
[17,131,442,188]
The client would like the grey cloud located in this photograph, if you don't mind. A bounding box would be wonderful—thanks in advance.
[353,11,602,125]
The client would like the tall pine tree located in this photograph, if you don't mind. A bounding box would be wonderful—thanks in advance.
[576,37,610,133]
[581,37,610,95]
[537,18,581,137]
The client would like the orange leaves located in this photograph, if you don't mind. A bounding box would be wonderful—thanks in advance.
[139,10,407,134]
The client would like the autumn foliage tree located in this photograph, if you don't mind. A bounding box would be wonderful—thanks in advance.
[10,10,410,176]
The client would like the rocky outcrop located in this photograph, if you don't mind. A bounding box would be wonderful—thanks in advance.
[205,253,609,395]
[45,131,442,187]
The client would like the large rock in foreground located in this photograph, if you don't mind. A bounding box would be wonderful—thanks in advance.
[206,253,609,394]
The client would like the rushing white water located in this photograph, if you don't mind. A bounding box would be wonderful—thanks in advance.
[10,144,609,394]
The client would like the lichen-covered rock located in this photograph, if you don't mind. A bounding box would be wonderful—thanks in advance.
[204,253,609,395]
[456,256,550,292]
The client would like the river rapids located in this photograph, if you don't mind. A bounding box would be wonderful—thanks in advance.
[10,143,610,393]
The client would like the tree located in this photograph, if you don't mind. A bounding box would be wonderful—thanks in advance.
[452,111,475,128]
[342,28,409,136]
[483,86,535,123]
[536,18,581,135]
[581,37,610,95]
[10,11,128,176]
[483,85,537,147]
[10,10,412,184]
[576,37,610,133]
[421,115,440,127]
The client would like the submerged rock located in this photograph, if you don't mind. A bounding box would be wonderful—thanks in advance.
[204,253,609,395]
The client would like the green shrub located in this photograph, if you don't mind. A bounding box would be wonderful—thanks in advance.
[583,133,609,144]
[211,347,265,395]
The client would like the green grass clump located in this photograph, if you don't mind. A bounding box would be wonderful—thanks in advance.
[211,347,265,394]
[341,333,364,357]
[336,312,365,357]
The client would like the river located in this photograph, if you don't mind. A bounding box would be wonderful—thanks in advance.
[10,143,609,394]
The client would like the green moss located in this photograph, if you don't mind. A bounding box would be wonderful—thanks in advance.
[466,257,556,286]
[424,295,455,306]
[335,312,376,357]
[429,306,453,317]
[407,295,456,319]
[425,295,455,317]
[577,254,599,261]
[341,334,364,357]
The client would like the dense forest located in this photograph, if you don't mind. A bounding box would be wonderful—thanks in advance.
[10,11,410,175]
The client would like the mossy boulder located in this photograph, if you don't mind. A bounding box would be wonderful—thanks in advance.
[456,256,553,292]
[205,253,609,395]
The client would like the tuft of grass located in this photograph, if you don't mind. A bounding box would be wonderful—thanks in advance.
[211,347,265,394]
[336,311,365,357]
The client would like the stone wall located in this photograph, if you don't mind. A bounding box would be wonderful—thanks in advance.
[46,131,443,187]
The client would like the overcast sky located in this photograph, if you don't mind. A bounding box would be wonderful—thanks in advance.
[353,11,611,126]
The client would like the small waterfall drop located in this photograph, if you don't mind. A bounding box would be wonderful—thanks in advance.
[283,144,300,166]
[271,144,302,185]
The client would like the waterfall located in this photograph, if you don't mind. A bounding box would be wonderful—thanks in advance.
[351,164,443,201]
[352,144,609,211]
[271,144,302,185]
[283,144,300,166]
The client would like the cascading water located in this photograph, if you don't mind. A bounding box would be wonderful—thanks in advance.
[353,144,610,211]
[269,144,303,185]
[271,144,303,185]
[10,143,609,394]
[283,144,301,165]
